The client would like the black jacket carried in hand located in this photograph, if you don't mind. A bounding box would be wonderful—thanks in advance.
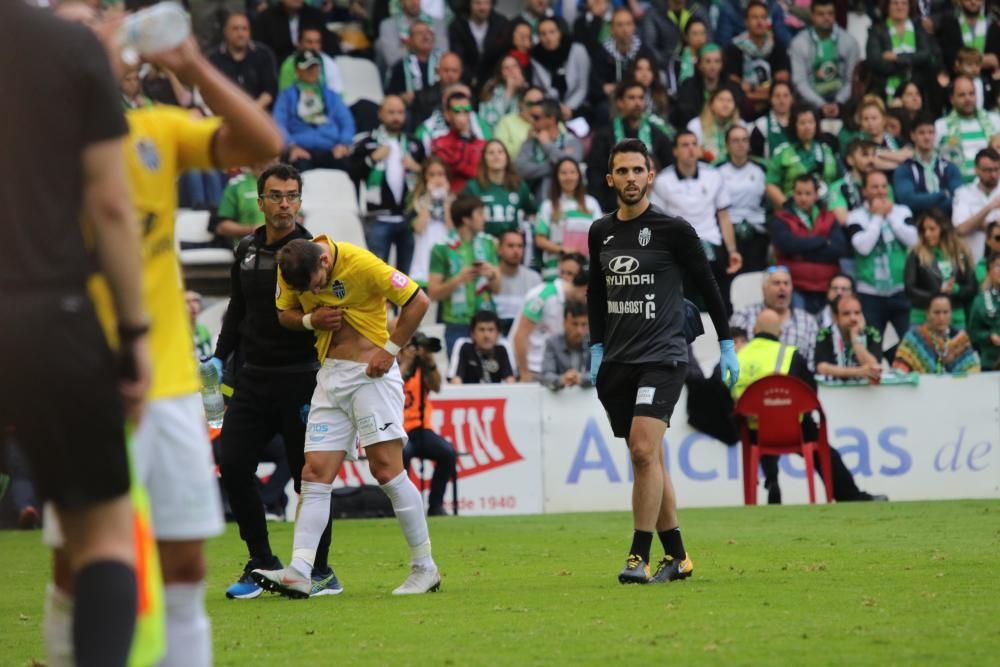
[214,224,319,370]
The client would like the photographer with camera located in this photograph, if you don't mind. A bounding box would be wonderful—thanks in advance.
[400,332,458,517]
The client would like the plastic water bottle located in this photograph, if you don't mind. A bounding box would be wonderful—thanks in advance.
[118,2,191,66]
[198,361,225,428]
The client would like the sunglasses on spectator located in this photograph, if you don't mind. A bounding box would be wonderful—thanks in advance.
[450,104,473,113]
[262,192,301,203]
[991,235,1000,242]
[526,99,543,106]
[766,265,790,274]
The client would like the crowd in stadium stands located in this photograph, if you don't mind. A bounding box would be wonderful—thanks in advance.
[6,0,1000,526]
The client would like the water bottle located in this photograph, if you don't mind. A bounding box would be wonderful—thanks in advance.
[198,360,225,428]
[118,2,191,66]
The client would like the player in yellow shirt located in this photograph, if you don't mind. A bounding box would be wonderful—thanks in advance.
[252,236,442,596]
[45,8,283,665]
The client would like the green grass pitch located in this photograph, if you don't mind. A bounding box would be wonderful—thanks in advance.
[2,500,999,666]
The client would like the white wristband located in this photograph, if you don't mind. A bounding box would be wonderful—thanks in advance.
[302,313,314,330]
[383,340,401,356]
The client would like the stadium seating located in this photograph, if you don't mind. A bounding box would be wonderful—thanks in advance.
[300,169,367,248]
[334,55,383,107]
[175,208,233,293]
[735,375,834,505]
[730,271,764,313]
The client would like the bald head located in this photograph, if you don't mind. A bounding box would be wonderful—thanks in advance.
[754,309,783,338]
[379,95,407,132]
[438,52,463,86]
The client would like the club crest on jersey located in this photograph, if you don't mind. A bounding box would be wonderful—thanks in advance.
[638,227,651,247]
[331,279,346,299]
[136,139,160,171]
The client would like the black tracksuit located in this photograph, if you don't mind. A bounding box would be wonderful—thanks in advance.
[214,224,333,567]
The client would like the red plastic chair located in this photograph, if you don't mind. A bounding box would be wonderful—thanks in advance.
[734,375,834,505]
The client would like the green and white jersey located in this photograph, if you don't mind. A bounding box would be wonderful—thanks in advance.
[535,194,601,280]
[515,279,566,373]
[461,179,537,239]
[935,111,1000,183]
[428,231,499,325]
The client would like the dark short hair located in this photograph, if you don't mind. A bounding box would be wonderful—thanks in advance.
[450,194,483,228]
[257,163,302,197]
[564,299,588,319]
[607,138,651,173]
[276,239,323,291]
[845,138,876,158]
[537,98,561,119]
[498,228,524,245]
[673,129,698,146]
[470,310,500,331]
[928,293,952,309]
[862,169,888,189]
[571,270,589,288]
[832,293,861,316]
[445,91,471,108]
[811,0,834,9]
[910,112,936,133]
[793,173,817,190]
[830,272,856,292]
[975,148,1000,165]
[725,124,749,143]
[560,252,587,269]
[730,326,748,340]
[614,79,645,101]
[745,0,768,16]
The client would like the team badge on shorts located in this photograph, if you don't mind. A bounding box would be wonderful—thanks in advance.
[638,227,651,247]
[136,139,161,171]
[331,279,346,298]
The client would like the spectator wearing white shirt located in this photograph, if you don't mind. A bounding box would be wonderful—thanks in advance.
[494,229,542,335]
[717,126,768,272]
[935,76,1000,183]
[847,170,919,349]
[953,148,1000,265]
[651,129,743,313]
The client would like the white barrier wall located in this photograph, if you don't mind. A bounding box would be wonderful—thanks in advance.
[335,374,1000,516]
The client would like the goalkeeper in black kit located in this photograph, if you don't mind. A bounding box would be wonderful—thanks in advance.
[587,139,741,585]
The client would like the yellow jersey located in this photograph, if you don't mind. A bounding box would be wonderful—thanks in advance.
[88,106,221,400]
[276,236,419,360]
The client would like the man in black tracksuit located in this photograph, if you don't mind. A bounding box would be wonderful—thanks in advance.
[211,164,338,598]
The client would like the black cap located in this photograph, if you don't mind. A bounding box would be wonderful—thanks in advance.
[295,49,322,70]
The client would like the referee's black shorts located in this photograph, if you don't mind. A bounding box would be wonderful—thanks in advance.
[0,291,130,507]
[596,360,687,439]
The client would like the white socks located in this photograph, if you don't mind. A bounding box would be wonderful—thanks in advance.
[43,584,73,667]
[291,480,334,578]
[380,470,434,568]
[163,582,211,667]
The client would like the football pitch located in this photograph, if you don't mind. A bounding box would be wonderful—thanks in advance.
[2,500,999,666]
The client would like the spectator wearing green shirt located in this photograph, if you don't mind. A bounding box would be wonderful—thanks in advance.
[427,194,502,355]
[976,222,1000,282]
[461,139,536,241]
[213,161,272,245]
[276,27,343,96]
[828,139,878,227]
[766,104,841,209]
[535,158,602,281]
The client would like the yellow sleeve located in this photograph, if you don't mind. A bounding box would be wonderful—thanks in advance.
[275,267,303,311]
[355,246,419,306]
[162,107,221,171]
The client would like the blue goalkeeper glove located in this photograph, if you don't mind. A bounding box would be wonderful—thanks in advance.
[589,343,604,386]
[719,339,739,390]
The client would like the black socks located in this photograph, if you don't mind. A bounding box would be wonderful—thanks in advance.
[658,527,686,560]
[73,560,136,667]
[629,530,653,563]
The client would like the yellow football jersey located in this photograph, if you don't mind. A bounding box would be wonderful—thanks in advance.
[275,236,419,360]
[88,106,221,400]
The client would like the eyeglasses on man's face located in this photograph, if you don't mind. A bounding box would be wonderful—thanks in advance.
[262,192,301,203]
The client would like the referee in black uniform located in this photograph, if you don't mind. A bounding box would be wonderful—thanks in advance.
[211,164,337,598]
[588,139,741,585]
[0,3,150,664]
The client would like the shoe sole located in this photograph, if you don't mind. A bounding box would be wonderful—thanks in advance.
[310,587,344,597]
[392,579,441,595]
[225,587,263,600]
[249,571,310,600]
[618,574,649,585]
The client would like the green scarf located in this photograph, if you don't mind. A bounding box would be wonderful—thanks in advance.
[810,29,841,98]
[765,112,788,157]
[365,125,408,193]
[854,208,909,294]
[295,82,327,124]
[678,47,696,85]
[915,153,940,194]
[403,51,440,92]
[885,19,916,99]
[959,10,987,52]
[532,130,567,162]
[793,204,818,230]
[731,31,774,87]
[614,115,652,152]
